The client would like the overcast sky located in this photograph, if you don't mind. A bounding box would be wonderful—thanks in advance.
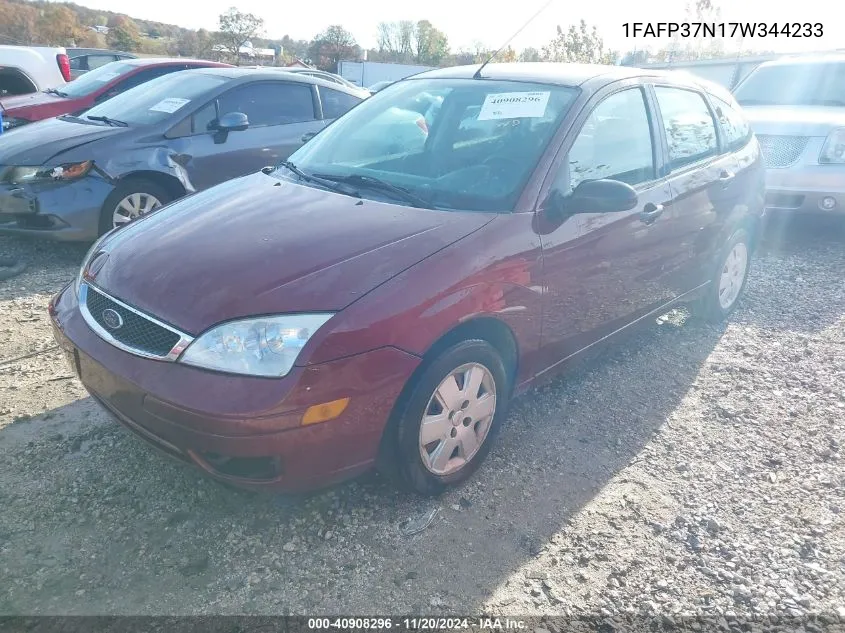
[54,0,843,54]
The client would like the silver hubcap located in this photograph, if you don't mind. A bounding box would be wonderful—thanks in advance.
[112,192,162,228]
[718,241,748,310]
[419,362,497,476]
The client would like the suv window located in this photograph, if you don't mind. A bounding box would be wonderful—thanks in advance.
[319,86,362,119]
[564,88,656,191]
[709,93,752,151]
[654,87,718,168]
[218,82,316,126]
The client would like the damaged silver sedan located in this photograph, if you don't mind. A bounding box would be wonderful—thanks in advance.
[0,68,368,241]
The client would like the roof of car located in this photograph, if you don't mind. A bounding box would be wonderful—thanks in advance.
[186,66,368,94]
[756,53,845,67]
[411,62,719,90]
[122,57,227,67]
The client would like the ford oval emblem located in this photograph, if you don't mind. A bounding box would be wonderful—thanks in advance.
[102,308,123,330]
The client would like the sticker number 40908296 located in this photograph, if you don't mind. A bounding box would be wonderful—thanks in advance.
[477,91,550,121]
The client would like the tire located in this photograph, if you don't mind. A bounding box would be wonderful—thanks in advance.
[389,339,510,496]
[695,226,752,323]
[98,179,172,236]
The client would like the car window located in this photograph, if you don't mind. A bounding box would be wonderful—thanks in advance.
[283,78,579,213]
[69,56,86,71]
[81,71,228,127]
[709,93,752,151]
[733,62,845,106]
[60,61,135,98]
[563,88,656,191]
[218,82,315,127]
[319,86,362,119]
[114,66,187,95]
[88,55,116,70]
[654,87,718,169]
[192,101,218,134]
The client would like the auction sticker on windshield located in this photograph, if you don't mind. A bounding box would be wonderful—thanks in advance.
[149,98,191,113]
[478,91,550,120]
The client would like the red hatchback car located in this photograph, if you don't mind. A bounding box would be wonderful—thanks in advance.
[0,58,229,132]
[49,63,765,495]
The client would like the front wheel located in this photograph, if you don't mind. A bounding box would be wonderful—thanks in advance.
[391,339,510,496]
[98,179,172,236]
[695,226,752,322]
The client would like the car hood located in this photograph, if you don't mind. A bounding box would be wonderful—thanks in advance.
[742,105,845,137]
[89,172,494,335]
[0,117,123,165]
[0,91,73,118]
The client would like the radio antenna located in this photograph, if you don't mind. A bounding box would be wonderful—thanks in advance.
[473,0,556,79]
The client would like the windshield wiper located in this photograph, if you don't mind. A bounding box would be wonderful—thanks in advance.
[86,115,128,127]
[275,161,360,198]
[313,173,432,209]
[44,88,69,98]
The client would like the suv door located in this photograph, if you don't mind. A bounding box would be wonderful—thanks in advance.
[168,80,323,190]
[651,85,740,292]
[535,84,679,370]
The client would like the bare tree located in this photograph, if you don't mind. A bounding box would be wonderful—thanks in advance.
[541,20,616,64]
[218,7,264,65]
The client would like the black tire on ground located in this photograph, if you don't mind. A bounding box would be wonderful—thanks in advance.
[695,226,752,323]
[98,179,172,236]
[388,339,511,496]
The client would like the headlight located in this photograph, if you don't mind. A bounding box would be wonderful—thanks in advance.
[74,232,109,296]
[1,116,29,132]
[3,161,93,184]
[179,314,334,377]
[820,128,845,164]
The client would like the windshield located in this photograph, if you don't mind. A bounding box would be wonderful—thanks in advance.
[734,62,845,106]
[279,78,579,212]
[59,62,135,98]
[80,72,228,127]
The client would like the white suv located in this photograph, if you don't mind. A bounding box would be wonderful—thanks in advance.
[0,45,70,97]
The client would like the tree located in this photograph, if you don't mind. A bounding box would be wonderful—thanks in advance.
[107,16,142,52]
[309,25,358,72]
[541,20,616,64]
[519,47,542,62]
[37,5,84,46]
[412,20,449,65]
[218,7,264,65]
[0,0,38,45]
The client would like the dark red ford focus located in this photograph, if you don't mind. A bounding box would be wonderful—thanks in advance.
[49,63,765,495]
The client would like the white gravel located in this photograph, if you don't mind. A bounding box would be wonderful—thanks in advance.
[0,219,843,619]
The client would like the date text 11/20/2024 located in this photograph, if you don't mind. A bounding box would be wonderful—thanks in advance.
[307,618,526,630]
[622,22,823,38]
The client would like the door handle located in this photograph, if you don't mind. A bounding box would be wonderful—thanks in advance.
[301,132,317,143]
[639,202,664,225]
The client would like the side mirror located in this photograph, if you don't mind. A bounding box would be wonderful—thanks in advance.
[217,111,249,132]
[563,179,638,214]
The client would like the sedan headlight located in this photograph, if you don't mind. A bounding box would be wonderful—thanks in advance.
[819,128,845,164]
[74,232,109,296]
[2,161,93,185]
[0,116,29,132]
[179,314,334,377]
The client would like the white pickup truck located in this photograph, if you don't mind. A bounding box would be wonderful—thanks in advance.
[0,45,70,97]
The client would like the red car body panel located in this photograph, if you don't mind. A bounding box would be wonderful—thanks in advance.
[0,60,229,124]
[48,66,766,493]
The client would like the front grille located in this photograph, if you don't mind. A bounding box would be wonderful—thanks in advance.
[85,286,181,357]
[756,135,809,168]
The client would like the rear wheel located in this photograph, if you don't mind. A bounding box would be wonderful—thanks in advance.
[390,339,510,496]
[695,226,752,322]
[98,179,172,235]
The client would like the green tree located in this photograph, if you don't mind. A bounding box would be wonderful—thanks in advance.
[309,25,358,72]
[107,16,142,52]
[218,7,264,65]
[541,20,616,64]
[518,47,542,62]
[413,20,449,65]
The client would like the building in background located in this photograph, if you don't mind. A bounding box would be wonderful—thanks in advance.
[337,60,435,88]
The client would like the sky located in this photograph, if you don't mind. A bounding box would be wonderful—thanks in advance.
[54,0,844,55]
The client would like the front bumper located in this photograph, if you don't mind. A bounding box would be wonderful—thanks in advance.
[49,283,421,492]
[764,165,845,216]
[0,175,113,242]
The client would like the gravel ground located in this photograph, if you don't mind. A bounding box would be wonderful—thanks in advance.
[0,218,844,619]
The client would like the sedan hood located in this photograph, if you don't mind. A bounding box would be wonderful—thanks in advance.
[90,172,494,335]
[743,105,845,137]
[0,117,123,165]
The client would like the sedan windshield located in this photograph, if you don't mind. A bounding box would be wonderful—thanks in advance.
[734,62,845,107]
[59,62,136,98]
[280,78,579,212]
[80,72,228,127]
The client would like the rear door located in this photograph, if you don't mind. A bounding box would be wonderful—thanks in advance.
[316,85,363,122]
[168,80,324,190]
[651,84,740,292]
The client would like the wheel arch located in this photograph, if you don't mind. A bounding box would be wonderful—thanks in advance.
[118,170,188,201]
